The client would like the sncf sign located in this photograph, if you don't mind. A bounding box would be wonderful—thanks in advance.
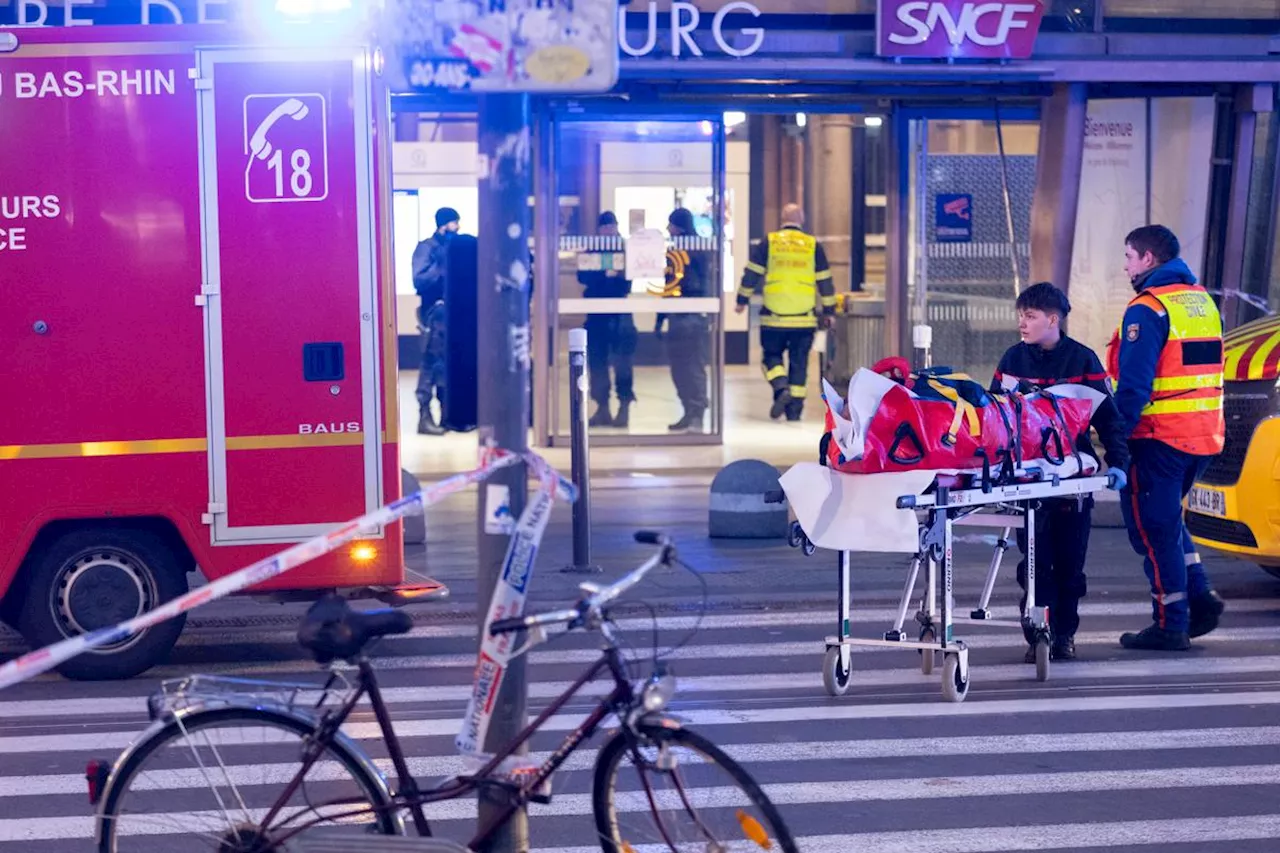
[877,1,1045,60]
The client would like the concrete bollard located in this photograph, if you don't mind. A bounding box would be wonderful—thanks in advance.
[401,468,426,546]
[708,459,789,539]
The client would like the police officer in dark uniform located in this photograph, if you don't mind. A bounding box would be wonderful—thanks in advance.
[576,211,637,428]
[410,207,459,435]
[656,207,712,432]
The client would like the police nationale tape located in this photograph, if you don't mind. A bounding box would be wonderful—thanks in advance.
[0,449,572,691]
[457,452,576,758]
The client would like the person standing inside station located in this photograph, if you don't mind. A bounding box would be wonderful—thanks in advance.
[734,203,836,421]
[576,211,637,428]
[656,207,712,432]
[1107,224,1227,651]
[410,207,459,436]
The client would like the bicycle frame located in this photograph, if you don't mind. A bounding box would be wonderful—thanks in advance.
[261,643,639,851]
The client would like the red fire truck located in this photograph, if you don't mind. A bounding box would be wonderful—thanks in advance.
[0,18,438,680]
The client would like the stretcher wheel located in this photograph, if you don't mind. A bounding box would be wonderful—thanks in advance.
[1034,637,1051,682]
[918,626,936,675]
[941,654,970,703]
[822,646,852,697]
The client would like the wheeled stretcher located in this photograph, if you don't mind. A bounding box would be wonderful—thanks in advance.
[774,460,1115,703]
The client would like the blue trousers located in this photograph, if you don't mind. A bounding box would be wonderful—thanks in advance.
[1118,439,1212,633]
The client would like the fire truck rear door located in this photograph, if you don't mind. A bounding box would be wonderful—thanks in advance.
[195,46,382,545]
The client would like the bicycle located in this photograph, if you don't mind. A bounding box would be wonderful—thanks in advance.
[89,531,799,853]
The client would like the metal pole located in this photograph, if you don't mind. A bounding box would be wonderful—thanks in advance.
[475,91,532,853]
[994,100,1023,297]
[562,326,599,574]
[912,116,932,370]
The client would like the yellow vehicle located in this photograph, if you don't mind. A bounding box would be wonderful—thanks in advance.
[1186,314,1280,580]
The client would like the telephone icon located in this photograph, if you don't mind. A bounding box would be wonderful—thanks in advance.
[247,97,310,162]
[242,93,329,204]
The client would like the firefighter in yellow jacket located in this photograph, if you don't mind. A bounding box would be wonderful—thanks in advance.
[735,203,837,420]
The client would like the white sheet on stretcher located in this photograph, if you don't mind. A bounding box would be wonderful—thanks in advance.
[779,453,1101,554]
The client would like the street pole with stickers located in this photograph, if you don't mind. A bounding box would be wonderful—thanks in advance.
[380,3,618,850]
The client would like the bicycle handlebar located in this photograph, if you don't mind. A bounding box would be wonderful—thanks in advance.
[488,531,674,637]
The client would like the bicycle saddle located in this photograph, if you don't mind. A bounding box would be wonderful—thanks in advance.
[297,595,413,663]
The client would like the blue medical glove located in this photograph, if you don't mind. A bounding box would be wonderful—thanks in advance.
[1106,466,1127,491]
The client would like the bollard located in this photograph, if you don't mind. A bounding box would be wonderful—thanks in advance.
[562,327,602,574]
[708,459,789,539]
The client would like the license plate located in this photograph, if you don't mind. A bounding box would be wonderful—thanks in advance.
[1188,487,1227,518]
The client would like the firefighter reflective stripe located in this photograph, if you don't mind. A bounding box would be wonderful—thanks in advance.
[1150,372,1225,392]
[761,313,821,329]
[763,229,818,317]
[745,260,767,276]
[789,384,807,399]
[1143,396,1223,415]
[764,364,787,382]
[662,249,688,297]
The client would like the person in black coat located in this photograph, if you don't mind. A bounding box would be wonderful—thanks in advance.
[990,281,1129,662]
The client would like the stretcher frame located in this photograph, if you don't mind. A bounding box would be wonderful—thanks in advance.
[785,469,1113,703]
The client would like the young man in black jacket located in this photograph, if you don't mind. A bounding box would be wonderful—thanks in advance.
[990,282,1129,662]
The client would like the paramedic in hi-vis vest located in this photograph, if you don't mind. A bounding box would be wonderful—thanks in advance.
[735,203,837,421]
[1107,225,1226,652]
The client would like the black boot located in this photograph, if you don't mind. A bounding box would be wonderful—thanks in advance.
[769,389,791,420]
[669,409,704,432]
[1120,623,1190,651]
[588,402,613,427]
[1052,636,1076,661]
[613,400,632,429]
[1189,590,1225,639]
[417,406,445,436]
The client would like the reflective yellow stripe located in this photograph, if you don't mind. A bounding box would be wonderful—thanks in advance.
[1143,396,1223,415]
[745,262,766,275]
[0,438,208,460]
[760,314,819,329]
[226,433,365,450]
[0,433,373,460]
[1248,331,1280,379]
[788,385,807,399]
[814,270,833,282]
[820,295,838,307]
[735,286,755,301]
[764,365,787,381]
[1150,373,1224,391]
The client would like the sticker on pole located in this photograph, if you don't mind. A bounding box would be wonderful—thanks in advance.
[380,0,619,94]
[243,94,329,204]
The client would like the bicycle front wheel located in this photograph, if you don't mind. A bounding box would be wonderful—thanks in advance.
[98,705,400,853]
[592,721,799,853]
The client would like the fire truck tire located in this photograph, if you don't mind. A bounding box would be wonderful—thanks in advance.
[16,527,189,681]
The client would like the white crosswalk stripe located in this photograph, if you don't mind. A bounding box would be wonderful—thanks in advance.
[2,598,1280,852]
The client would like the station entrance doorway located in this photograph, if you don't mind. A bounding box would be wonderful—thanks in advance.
[535,112,742,448]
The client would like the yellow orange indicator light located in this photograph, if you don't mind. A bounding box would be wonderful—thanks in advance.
[737,809,773,849]
[351,544,378,563]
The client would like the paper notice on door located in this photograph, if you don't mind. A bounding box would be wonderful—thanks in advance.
[625,229,667,281]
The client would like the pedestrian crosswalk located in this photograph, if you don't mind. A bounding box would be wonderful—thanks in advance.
[2,595,1280,852]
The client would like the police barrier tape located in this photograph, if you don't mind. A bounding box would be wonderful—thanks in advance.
[456,454,573,758]
[0,449,575,691]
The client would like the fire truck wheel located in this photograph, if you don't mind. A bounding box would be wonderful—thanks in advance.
[17,527,189,681]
